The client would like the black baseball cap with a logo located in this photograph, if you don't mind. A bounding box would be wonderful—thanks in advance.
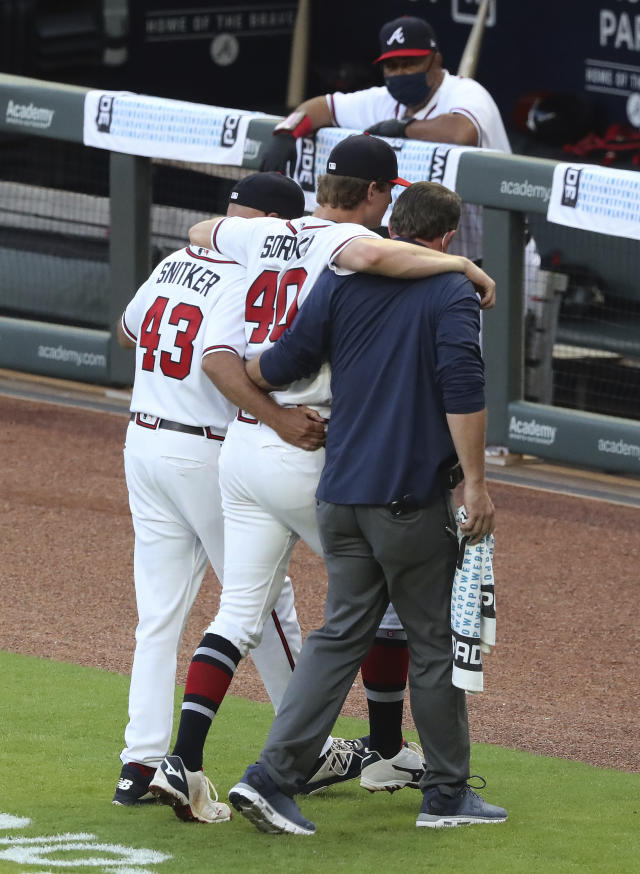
[326,134,411,186]
[228,171,305,218]
[374,16,439,64]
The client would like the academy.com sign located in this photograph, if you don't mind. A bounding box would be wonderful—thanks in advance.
[598,437,640,460]
[37,344,106,368]
[5,99,55,129]
[500,178,551,203]
[509,415,557,446]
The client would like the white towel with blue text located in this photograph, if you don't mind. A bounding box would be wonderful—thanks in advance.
[450,506,496,693]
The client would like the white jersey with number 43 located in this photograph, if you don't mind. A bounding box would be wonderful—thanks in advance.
[121,245,246,428]
[207,215,378,411]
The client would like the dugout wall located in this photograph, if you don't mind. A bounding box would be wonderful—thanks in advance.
[1,73,639,477]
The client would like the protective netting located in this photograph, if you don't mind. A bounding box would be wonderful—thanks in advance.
[0,135,110,327]
[0,133,248,328]
[524,213,640,421]
[2,131,639,420]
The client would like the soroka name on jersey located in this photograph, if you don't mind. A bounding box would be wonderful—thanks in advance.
[156,260,221,296]
[259,233,314,261]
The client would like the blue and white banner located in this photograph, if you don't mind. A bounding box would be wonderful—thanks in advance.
[293,128,483,226]
[547,162,640,241]
[83,90,263,165]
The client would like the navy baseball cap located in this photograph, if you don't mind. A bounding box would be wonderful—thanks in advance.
[374,16,439,64]
[326,134,411,186]
[229,171,305,218]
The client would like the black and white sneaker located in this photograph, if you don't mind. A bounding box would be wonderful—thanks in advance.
[149,755,231,823]
[297,737,368,796]
[112,762,158,806]
[360,741,425,793]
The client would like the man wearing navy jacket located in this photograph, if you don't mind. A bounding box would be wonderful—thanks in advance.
[228,181,507,834]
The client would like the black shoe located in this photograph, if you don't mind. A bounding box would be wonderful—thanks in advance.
[297,737,368,796]
[112,762,158,806]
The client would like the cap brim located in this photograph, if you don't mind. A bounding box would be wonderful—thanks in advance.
[390,177,411,187]
[374,48,432,64]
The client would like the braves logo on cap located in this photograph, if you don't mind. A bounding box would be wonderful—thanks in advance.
[374,16,439,64]
[386,26,406,46]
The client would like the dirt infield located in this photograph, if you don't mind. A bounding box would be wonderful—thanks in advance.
[2,393,638,773]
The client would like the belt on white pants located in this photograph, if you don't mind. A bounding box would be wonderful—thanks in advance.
[129,412,225,441]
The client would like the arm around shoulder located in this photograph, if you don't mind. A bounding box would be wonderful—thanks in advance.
[188,217,224,250]
[336,237,464,276]
[336,238,496,307]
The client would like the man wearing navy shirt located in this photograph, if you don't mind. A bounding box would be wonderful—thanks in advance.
[229,181,506,834]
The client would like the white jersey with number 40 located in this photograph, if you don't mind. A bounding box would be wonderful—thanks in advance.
[207,215,377,412]
[121,245,246,428]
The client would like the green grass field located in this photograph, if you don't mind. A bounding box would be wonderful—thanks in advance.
[1,650,638,874]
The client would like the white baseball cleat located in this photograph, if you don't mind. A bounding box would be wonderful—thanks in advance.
[360,741,425,793]
[149,755,231,824]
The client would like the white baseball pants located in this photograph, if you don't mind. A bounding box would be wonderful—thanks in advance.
[208,417,402,657]
[121,421,302,768]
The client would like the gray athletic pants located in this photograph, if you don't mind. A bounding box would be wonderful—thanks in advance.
[259,493,471,796]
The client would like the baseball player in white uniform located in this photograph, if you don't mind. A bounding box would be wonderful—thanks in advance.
[261,15,511,262]
[112,173,316,820]
[149,135,497,823]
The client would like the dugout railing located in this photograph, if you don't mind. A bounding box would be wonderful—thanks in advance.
[1,72,639,477]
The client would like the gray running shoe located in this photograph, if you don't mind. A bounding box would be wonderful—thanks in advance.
[416,780,507,828]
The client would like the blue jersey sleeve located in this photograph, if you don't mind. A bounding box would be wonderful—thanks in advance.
[435,276,485,413]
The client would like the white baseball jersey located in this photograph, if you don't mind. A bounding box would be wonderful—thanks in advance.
[121,245,246,428]
[119,241,305,768]
[328,70,511,152]
[328,71,511,262]
[206,216,378,414]
[199,215,404,672]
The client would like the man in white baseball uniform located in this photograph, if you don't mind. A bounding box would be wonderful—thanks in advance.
[112,173,318,819]
[261,14,512,263]
[148,135,497,822]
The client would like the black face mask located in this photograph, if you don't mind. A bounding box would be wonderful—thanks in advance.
[384,71,430,108]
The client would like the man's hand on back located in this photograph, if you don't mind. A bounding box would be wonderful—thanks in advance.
[269,406,327,451]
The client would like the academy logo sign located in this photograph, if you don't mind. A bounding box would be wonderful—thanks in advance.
[597,437,640,460]
[499,178,551,203]
[5,99,54,130]
[509,415,557,446]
